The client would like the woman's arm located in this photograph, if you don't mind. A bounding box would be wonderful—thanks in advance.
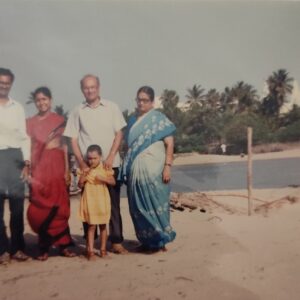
[162,135,174,183]
[62,140,70,185]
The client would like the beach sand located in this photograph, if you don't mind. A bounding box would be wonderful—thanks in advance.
[1,149,300,300]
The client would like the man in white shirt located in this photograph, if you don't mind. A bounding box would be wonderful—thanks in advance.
[0,68,31,264]
[64,74,128,254]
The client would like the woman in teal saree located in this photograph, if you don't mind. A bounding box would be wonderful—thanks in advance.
[123,86,176,252]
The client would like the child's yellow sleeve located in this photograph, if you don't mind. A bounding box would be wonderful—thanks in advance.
[105,169,114,177]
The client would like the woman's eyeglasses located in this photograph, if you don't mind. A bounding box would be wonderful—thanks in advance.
[136,98,151,104]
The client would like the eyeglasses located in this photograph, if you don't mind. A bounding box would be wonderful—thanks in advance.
[0,80,12,87]
[136,98,152,104]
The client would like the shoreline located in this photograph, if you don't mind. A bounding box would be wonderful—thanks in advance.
[173,147,300,166]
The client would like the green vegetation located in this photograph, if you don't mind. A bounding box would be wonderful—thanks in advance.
[157,69,300,154]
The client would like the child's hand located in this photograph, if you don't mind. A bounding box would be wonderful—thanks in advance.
[95,175,106,183]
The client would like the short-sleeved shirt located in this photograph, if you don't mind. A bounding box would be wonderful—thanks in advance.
[0,98,30,160]
[64,99,126,167]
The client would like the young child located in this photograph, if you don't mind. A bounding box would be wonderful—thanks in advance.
[78,144,116,260]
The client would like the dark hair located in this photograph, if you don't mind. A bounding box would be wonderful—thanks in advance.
[31,86,52,100]
[87,144,102,156]
[0,68,15,82]
[137,86,155,102]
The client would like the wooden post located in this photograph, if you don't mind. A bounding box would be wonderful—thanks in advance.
[247,127,253,216]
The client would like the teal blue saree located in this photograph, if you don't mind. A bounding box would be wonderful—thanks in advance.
[123,109,176,249]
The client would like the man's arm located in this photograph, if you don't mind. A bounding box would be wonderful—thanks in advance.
[63,107,89,172]
[19,105,31,181]
[71,137,89,171]
[103,129,124,169]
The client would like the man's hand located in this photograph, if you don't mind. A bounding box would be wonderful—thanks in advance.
[20,165,30,182]
[103,154,114,170]
[80,161,90,175]
[64,171,71,186]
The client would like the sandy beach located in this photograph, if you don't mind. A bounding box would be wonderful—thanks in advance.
[1,149,300,300]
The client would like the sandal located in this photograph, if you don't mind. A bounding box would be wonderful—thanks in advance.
[111,243,128,254]
[100,250,110,258]
[11,251,31,262]
[86,251,97,261]
[60,248,76,258]
[36,253,49,261]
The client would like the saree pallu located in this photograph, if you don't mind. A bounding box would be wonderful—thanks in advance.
[123,109,176,249]
[27,113,72,250]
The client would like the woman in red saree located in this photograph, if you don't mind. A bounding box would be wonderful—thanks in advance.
[27,87,75,261]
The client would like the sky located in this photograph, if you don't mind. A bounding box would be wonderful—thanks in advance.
[1,0,300,117]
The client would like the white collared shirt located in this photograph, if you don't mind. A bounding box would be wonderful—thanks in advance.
[0,98,30,161]
[64,99,126,167]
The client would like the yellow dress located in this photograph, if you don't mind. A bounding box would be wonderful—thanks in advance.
[78,164,113,225]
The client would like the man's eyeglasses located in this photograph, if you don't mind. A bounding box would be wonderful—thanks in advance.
[136,98,152,104]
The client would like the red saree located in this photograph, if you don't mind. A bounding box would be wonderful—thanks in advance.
[26,112,72,251]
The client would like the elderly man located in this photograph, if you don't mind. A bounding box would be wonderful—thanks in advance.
[0,68,31,264]
[64,74,128,254]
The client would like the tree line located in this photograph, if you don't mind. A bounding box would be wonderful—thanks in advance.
[154,68,300,154]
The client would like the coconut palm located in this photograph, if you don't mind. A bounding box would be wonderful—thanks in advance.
[220,86,236,112]
[186,84,205,105]
[205,89,222,111]
[220,82,259,113]
[262,69,294,117]
[160,89,183,127]
[232,81,259,113]
[54,105,68,121]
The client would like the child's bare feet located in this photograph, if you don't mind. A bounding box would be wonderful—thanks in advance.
[100,249,110,258]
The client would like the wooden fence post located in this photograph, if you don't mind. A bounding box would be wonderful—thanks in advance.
[247,127,253,216]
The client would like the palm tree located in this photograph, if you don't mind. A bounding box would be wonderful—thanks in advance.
[205,89,222,111]
[185,84,205,105]
[262,69,294,117]
[54,105,68,121]
[220,86,236,112]
[220,82,258,113]
[26,93,35,104]
[160,89,182,127]
[232,81,259,113]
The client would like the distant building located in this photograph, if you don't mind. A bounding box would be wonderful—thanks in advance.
[154,96,190,111]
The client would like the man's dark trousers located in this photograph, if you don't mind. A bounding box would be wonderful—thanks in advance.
[0,149,25,255]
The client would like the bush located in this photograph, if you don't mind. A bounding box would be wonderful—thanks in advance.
[174,134,206,153]
[224,113,271,153]
[277,120,300,142]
